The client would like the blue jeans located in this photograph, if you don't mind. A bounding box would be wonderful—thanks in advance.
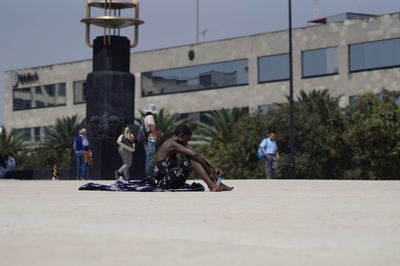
[76,153,86,180]
[145,141,156,178]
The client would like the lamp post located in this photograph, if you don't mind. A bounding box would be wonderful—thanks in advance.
[288,0,295,178]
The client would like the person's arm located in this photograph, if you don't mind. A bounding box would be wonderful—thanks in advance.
[171,142,215,176]
[200,155,223,177]
[260,139,268,157]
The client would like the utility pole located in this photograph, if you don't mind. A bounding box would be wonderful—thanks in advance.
[196,0,199,43]
[288,0,296,178]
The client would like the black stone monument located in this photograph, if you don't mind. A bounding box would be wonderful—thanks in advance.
[84,36,145,179]
[81,0,145,179]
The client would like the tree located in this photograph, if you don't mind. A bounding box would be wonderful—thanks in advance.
[198,89,349,179]
[0,127,26,158]
[344,90,400,179]
[195,107,248,143]
[41,114,85,167]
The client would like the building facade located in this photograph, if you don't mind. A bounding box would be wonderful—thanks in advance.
[3,12,400,143]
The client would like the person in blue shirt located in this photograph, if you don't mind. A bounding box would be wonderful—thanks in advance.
[73,128,89,180]
[259,130,280,179]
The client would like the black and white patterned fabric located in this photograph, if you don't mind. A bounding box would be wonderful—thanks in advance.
[154,155,192,189]
[79,177,204,192]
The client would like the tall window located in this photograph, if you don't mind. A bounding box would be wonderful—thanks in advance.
[141,59,249,96]
[349,38,400,72]
[302,47,339,78]
[73,80,86,104]
[258,53,289,83]
[13,83,66,111]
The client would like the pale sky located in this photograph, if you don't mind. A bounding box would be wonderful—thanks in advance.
[1,0,399,125]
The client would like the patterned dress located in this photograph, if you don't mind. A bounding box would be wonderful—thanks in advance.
[154,155,192,189]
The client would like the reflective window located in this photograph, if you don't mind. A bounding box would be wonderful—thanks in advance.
[13,127,49,143]
[258,53,289,83]
[349,95,360,110]
[73,80,86,104]
[302,47,338,78]
[141,59,249,96]
[349,38,400,72]
[258,104,279,115]
[395,96,400,107]
[13,128,31,142]
[13,83,66,111]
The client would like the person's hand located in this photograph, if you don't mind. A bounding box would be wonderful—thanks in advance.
[216,169,224,177]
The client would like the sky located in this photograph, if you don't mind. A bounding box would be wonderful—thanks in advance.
[1,0,399,125]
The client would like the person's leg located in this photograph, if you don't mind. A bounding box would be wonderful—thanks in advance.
[85,163,90,179]
[265,155,273,179]
[76,154,83,180]
[145,141,156,178]
[190,160,233,191]
[118,147,129,179]
[124,150,132,180]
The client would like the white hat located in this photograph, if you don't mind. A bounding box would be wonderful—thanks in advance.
[145,104,157,114]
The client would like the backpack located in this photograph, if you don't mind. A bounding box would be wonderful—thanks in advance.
[136,117,150,144]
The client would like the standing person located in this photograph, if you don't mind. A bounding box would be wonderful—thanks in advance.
[115,126,135,180]
[143,104,158,178]
[0,155,7,179]
[73,128,89,180]
[258,130,280,179]
[5,153,16,173]
[51,164,59,180]
[154,125,233,191]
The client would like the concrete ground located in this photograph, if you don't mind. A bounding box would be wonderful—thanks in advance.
[0,179,399,266]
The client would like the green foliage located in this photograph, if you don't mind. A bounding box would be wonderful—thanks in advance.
[196,89,363,179]
[287,89,349,179]
[195,107,248,143]
[344,91,400,179]
[40,114,84,167]
[0,127,26,159]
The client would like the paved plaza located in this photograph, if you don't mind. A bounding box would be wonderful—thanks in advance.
[0,179,399,266]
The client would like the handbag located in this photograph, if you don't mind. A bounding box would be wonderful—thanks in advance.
[117,135,135,152]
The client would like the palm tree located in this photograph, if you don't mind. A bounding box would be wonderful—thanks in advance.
[41,114,85,164]
[195,107,248,143]
[0,126,26,157]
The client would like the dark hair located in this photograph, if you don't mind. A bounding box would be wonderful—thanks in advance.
[269,130,276,135]
[174,125,192,137]
[145,112,153,116]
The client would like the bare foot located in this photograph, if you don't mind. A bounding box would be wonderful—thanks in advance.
[209,183,234,192]
[210,183,223,192]
[220,182,234,191]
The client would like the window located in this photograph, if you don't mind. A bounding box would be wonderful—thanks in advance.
[302,47,339,78]
[13,83,66,111]
[349,38,400,72]
[258,104,279,115]
[349,95,360,110]
[258,53,289,83]
[34,127,41,142]
[73,80,86,104]
[141,59,249,96]
[13,128,31,142]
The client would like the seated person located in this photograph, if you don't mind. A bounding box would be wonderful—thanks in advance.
[154,125,233,192]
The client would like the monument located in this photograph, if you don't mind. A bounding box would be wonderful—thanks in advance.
[81,0,144,179]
